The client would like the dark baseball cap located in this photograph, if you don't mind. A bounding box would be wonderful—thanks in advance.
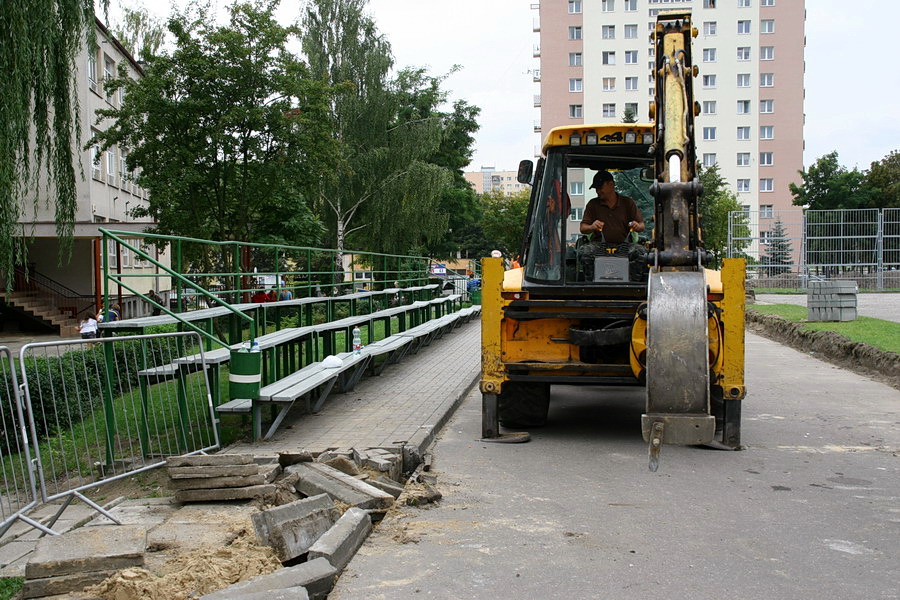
[589,170,614,189]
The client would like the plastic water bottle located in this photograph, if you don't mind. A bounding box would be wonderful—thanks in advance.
[251,341,260,353]
[242,340,251,352]
[352,326,362,355]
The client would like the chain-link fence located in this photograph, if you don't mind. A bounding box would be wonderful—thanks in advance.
[728,208,900,290]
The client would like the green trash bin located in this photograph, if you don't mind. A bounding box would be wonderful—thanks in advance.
[230,348,261,400]
[470,289,481,305]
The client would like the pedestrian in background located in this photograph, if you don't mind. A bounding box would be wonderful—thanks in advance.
[79,315,98,339]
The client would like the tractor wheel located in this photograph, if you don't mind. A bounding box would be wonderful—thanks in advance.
[498,382,550,428]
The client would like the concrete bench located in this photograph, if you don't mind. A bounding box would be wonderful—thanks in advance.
[251,351,372,440]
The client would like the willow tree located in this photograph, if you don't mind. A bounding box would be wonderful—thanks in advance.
[301,0,453,261]
[0,0,97,285]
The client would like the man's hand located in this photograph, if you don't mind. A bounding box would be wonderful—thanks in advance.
[591,219,604,231]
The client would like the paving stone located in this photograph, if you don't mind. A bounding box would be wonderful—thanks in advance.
[166,454,254,467]
[251,494,338,562]
[308,507,371,572]
[174,484,276,502]
[199,557,336,600]
[287,463,394,510]
[85,497,178,529]
[170,464,281,490]
[22,568,116,599]
[278,450,314,467]
[369,476,405,499]
[25,524,146,579]
[0,540,34,567]
[148,503,258,551]
[168,464,259,478]
[219,588,309,600]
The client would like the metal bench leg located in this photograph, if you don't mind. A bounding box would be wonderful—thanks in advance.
[264,400,297,440]
[310,377,339,413]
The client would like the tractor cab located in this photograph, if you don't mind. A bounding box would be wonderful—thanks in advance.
[516,124,656,293]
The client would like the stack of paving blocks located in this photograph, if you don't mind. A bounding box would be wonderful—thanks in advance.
[22,525,146,599]
[167,454,281,502]
[807,280,858,322]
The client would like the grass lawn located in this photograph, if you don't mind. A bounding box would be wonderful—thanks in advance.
[0,578,23,600]
[749,304,900,354]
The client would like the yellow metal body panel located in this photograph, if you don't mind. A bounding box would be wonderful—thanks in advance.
[480,257,506,394]
[720,258,747,399]
[503,267,524,292]
[542,124,653,154]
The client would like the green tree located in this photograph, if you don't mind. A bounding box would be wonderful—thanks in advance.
[790,151,872,210]
[93,0,335,246]
[1,0,100,286]
[111,4,167,61]
[480,189,530,257]
[301,0,459,259]
[761,217,793,275]
[698,164,749,267]
[865,149,900,209]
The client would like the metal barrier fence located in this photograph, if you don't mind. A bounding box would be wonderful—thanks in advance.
[0,332,218,538]
[727,208,900,290]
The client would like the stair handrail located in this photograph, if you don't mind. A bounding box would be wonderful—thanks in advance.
[12,266,96,319]
[100,229,255,347]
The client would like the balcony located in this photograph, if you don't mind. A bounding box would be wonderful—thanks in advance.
[534,121,541,133]
[533,44,541,58]
[533,94,541,107]
[530,2,540,9]
[533,18,540,32]
[533,69,541,82]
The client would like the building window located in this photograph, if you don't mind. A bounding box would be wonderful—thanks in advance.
[703,127,717,141]
[737,100,751,114]
[91,144,102,180]
[570,181,585,196]
[87,53,98,92]
[570,207,584,221]
[106,146,117,185]
[759,231,772,245]
[760,152,774,166]
[760,204,774,218]
[703,0,716,8]
[737,20,751,34]
[625,77,638,91]
[702,74,717,88]
[119,152,128,190]
[603,25,616,39]
[737,179,750,193]
[760,99,774,113]
[761,19,775,33]
[761,0,774,5]
[602,0,615,12]
[737,126,751,140]
[568,26,582,40]
[624,24,638,38]
[760,46,774,60]
[703,153,717,167]
[568,0,582,13]
[703,48,717,62]
[760,178,774,192]
[760,72,774,87]
[760,125,774,139]
[737,47,750,61]
[104,55,116,100]
[624,0,637,10]
[737,152,751,166]
[603,103,616,118]
[602,77,616,91]
[570,78,584,92]
[569,52,583,67]
[737,73,750,87]
[603,51,616,65]
[703,21,717,36]
[702,100,717,114]
[625,50,638,64]
[625,102,639,117]
[569,104,583,119]
[738,0,751,7]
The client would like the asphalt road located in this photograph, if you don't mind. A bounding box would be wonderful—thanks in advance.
[332,332,900,600]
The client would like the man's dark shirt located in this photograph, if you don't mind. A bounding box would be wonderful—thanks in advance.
[581,193,641,245]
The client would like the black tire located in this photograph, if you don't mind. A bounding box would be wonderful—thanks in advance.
[710,386,742,448]
[498,382,551,428]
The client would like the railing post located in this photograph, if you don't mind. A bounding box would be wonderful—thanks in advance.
[101,341,118,467]
[877,209,884,290]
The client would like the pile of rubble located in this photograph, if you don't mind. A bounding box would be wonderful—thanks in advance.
[20,447,436,600]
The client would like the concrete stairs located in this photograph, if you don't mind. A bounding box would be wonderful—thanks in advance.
[0,291,82,337]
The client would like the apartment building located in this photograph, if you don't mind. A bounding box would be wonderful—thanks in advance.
[534,0,805,241]
[464,166,529,197]
[4,18,165,332]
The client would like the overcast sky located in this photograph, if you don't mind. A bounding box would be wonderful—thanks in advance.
[139,0,899,172]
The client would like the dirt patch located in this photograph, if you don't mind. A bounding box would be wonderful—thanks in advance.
[746,310,900,390]
[83,527,281,600]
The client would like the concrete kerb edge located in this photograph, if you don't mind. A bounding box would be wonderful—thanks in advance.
[402,370,480,472]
